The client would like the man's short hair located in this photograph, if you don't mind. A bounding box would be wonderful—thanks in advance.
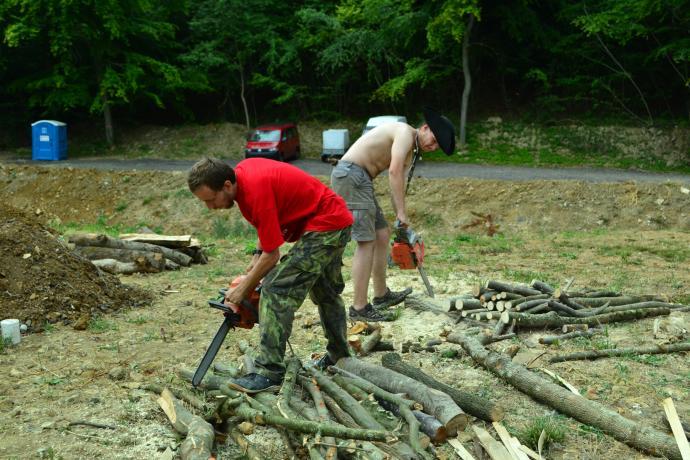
[187,158,236,192]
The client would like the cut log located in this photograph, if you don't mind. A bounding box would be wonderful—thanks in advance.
[381,353,504,422]
[539,328,602,345]
[92,258,156,275]
[336,357,469,435]
[458,299,483,310]
[570,295,665,308]
[511,294,550,307]
[118,233,193,248]
[306,366,384,430]
[480,290,499,303]
[234,402,392,442]
[412,410,447,443]
[329,367,431,459]
[157,388,214,460]
[228,423,264,460]
[507,308,671,329]
[462,308,490,318]
[360,327,382,356]
[514,299,548,312]
[453,332,683,460]
[75,246,166,270]
[529,280,555,295]
[70,233,192,265]
[486,280,541,297]
[548,342,690,363]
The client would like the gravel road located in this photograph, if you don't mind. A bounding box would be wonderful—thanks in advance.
[4,157,690,183]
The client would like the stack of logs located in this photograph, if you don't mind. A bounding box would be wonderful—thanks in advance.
[405,279,690,349]
[148,279,689,460]
[69,233,207,275]
[154,352,512,460]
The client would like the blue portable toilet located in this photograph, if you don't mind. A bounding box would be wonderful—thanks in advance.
[31,120,67,160]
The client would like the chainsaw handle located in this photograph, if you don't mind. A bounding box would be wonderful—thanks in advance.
[393,219,408,230]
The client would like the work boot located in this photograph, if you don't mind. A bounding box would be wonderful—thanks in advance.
[228,373,281,394]
[311,354,336,371]
[372,287,413,310]
[349,304,394,322]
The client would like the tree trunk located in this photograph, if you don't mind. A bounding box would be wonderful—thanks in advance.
[74,246,166,271]
[549,342,690,363]
[92,258,157,275]
[459,14,474,148]
[452,332,683,460]
[381,352,504,423]
[239,61,250,130]
[507,308,670,328]
[70,233,192,266]
[102,94,115,147]
[157,389,214,460]
[234,403,392,442]
[336,357,469,435]
[539,328,602,345]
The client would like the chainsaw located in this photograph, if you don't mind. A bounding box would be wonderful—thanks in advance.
[390,221,434,297]
[192,275,260,387]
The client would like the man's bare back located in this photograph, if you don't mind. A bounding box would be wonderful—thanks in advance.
[340,122,417,179]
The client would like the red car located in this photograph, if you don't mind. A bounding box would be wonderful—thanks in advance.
[244,123,301,161]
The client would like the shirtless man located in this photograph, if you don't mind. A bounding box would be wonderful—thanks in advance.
[331,108,456,321]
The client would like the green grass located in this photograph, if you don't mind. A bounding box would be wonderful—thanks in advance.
[421,121,690,174]
[0,336,13,353]
[88,318,118,333]
[517,415,567,450]
[211,216,257,241]
[126,315,149,325]
[500,268,554,285]
[450,233,518,255]
[48,214,161,237]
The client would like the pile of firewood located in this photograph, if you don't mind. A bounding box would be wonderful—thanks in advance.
[152,350,514,460]
[68,232,207,275]
[144,279,689,459]
[406,278,690,349]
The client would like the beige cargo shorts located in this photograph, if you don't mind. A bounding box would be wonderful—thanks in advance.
[330,161,387,242]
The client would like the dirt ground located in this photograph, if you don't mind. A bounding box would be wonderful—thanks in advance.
[0,163,688,460]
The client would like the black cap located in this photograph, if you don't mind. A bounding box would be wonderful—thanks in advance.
[423,108,456,155]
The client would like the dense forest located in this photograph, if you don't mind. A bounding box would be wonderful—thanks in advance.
[1,0,688,146]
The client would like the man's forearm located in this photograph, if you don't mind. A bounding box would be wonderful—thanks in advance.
[237,249,279,297]
[389,169,406,216]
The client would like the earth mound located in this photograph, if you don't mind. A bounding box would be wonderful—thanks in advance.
[0,202,151,330]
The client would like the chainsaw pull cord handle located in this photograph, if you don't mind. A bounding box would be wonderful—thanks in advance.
[405,132,420,195]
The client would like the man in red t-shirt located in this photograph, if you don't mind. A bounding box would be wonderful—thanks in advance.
[188,157,353,393]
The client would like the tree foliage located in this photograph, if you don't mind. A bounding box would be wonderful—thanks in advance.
[1,0,688,145]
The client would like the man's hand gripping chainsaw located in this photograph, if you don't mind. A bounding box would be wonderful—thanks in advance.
[192,275,260,387]
[390,220,434,297]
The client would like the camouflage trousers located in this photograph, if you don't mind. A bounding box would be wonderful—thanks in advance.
[255,227,352,381]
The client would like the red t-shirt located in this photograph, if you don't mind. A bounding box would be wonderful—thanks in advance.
[234,158,353,253]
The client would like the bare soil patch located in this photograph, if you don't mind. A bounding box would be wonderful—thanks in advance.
[0,163,688,459]
[0,202,150,330]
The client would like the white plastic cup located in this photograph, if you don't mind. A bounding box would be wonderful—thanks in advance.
[1,319,21,345]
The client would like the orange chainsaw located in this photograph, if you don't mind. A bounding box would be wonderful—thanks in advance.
[390,221,434,297]
[192,275,260,387]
